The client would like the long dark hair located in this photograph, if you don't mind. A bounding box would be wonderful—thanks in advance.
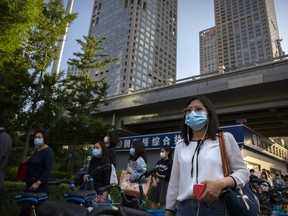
[132,140,148,163]
[181,95,219,145]
[106,130,120,148]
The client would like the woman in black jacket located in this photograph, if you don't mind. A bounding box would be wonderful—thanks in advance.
[82,141,111,203]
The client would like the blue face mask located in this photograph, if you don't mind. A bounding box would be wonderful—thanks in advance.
[129,147,135,156]
[185,111,208,131]
[92,149,101,157]
[34,138,44,146]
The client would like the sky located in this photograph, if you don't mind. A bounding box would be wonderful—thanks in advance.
[59,0,288,80]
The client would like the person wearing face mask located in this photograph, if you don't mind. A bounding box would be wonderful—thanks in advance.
[126,140,147,182]
[127,147,135,170]
[249,169,259,184]
[258,171,271,192]
[149,146,173,210]
[165,95,249,216]
[20,130,54,216]
[103,130,119,167]
[82,141,111,203]
[25,130,54,193]
[273,173,286,189]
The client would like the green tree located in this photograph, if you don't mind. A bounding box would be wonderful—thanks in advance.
[0,0,77,162]
[51,35,117,174]
[0,0,43,67]
[0,0,43,121]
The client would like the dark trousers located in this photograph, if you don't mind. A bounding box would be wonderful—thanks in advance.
[176,198,229,216]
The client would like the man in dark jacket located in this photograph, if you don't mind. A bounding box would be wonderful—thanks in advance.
[0,115,12,190]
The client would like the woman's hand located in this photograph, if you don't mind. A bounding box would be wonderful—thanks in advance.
[23,156,31,163]
[29,182,40,191]
[155,172,165,179]
[199,179,226,204]
[82,174,89,182]
[100,191,108,203]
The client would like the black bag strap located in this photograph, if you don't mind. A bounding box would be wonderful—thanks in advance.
[219,132,231,177]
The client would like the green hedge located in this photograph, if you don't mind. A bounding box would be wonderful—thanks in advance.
[0,181,71,216]
[0,170,152,216]
[5,165,71,182]
[0,181,24,216]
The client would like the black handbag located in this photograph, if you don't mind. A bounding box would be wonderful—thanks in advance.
[219,132,260,216]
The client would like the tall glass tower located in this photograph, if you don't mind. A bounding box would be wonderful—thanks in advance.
[88,0,177,97]
[200,0,283,74]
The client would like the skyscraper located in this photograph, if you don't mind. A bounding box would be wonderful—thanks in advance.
[88,0,177,97]
[199,27,218,74]
[200,0,283,74]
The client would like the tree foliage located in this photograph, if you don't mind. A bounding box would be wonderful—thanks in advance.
[0,0,43,66]
[0,1,117,174]
[50,35,117,174]
[0,0,77,161]
[68,36,117,75]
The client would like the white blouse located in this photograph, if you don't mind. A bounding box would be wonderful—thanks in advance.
[166,132,249,211]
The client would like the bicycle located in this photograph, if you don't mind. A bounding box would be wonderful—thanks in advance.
[15,163,110,216]
[36,167,162,216]
[37,181,152,216]
[15,192,48,216]
[15,178,77,216]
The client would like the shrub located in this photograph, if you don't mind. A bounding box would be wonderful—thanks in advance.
[0,181,70,216]
[0,181,24,216]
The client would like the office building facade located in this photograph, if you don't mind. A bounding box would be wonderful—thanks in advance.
[88,0,177,96]
[199,27,219,74]
[200,0,283,74]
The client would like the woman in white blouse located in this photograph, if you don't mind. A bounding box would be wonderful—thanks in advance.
[165,95,249,216]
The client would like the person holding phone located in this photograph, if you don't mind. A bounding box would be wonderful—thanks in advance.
[165,95,249,216]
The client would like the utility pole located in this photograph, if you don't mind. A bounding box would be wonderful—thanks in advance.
[51,0,74,74]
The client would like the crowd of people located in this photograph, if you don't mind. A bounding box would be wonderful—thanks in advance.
[1,95,287,216]
[249,168,288,190]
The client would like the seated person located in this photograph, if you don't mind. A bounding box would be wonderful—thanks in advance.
[82,141,112,203]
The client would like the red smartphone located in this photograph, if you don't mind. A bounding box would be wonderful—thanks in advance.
[193,184,206,200]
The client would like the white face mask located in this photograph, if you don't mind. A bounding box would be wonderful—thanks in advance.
[129,148,135,156]
[34,138,44,147]
[104,136,110,143]
[160,152,166,159]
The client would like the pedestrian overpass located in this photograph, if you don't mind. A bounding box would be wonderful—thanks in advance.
[97,58,288,138]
